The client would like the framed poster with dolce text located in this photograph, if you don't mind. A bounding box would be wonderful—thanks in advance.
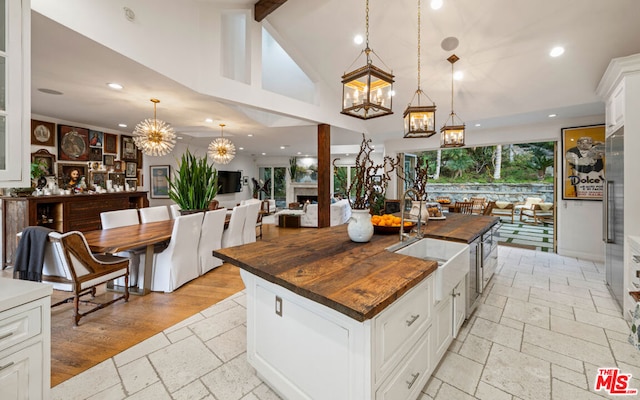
[121,135,137,161]
[150,165,170,198]
[31,120,55,146]
[561,124,605,200]
[58,125,90,161]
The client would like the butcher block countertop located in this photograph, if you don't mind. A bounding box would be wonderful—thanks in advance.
[214,213,498,322]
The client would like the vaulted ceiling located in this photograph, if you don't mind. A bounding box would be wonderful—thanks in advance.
[30,0,640,157]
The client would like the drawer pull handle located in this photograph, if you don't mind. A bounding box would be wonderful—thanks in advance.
[633,255,640,263]
[406,314,420,326]
[0,362,14,371]
[406,372,420,389]
[0,332,13,341]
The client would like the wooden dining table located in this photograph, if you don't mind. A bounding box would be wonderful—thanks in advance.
[83,220,174,295]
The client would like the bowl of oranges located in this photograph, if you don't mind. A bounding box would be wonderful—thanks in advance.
[371,214,415,234]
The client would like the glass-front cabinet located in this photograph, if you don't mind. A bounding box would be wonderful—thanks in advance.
[0,0,29,186]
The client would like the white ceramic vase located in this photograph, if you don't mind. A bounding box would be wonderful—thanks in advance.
[410,200,428,222]
[347,209,374,243]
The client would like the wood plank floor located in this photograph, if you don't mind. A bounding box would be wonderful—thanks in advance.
[3,222,297,387]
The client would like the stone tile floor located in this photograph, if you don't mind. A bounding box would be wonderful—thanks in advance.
[52,246,636,400]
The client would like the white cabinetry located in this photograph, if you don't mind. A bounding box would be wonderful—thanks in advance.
[606,82,625,136]
[627,236,640,317]
[242,270,437,400]
[0,278,52,400]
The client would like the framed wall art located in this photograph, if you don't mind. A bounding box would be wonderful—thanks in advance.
[121,135,137,161]
[89,147,103,162]
[31,149,56,176]
[58,125,90,161]
[104,133,118,153]
[114,160,123,172]
[90,171,107,189]
[109,172,125,187]
[125,179,138,189]
[150,165,170,199]
[125,161,137,178]
[89,130,103,148]
[31,119,55,146]
[561,124,605,201]
[103,154,115,166]
[137,148,143,168]
[57,163,87,189]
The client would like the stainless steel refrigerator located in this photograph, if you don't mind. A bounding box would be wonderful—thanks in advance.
[604,127,624,308]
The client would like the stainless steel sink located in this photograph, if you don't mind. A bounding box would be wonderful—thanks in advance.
[393,238,470,301]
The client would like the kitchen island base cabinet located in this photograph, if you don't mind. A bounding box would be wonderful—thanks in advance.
[241,270,436,400]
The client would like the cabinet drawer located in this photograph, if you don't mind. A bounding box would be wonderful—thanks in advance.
[375,329,432,400]
[373,276,432,383]
[0,304,42,353]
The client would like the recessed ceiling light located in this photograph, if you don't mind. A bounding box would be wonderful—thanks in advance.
[205,118,213,123]
[453,71,464,81]
[239,147,244,150]
[297,152,302,155]
[354,34,363,45]
[280,146,286,150]
[107,82,123,90]
[346,153,350,156]
[475,123,481,127]
[37,88,63,95]
[548,113,557,118]
[118,123,127,128]
[261,152,266,156]
[550,46,564,57]
[248,134,253,137]
[177,136,183,140]
[431,0,443,10]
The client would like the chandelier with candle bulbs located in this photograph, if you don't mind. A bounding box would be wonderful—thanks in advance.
[403,0,437,138]
[441,54,465,148]
[132,98,176,156]
[208,123,236,164]
[340,0,394,120]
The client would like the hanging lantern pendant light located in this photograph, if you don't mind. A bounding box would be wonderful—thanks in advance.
[133,98,176,156]
[441,54,465,148]
[403,0,437,138]
[341,0,394,120]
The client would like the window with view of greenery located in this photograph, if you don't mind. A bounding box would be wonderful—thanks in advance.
[412,142,555,183]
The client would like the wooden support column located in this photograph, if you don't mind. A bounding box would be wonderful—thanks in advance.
[317,124,331,228]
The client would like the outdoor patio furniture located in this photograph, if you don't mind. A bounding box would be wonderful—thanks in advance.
[514,197,543,215]
[470,197,486,214]
[454,201,474,214]
[490,201,515,223]
[520,202,554,225]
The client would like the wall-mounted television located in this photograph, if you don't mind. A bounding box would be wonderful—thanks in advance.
[217,170,242,194]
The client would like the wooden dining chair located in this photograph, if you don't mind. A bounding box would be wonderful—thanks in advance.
[455,201,474,214]
[470,197,486,214]
[198,209,227,275]
[44,231,130,325]
[222,205,248,249]
[139,205,171,223]
[151,212,204,293]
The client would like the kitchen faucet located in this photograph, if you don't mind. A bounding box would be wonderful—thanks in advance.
[400,188,423,242]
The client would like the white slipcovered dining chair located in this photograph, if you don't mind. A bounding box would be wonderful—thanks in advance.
[151,212,204,293]
[100,209,142,287]
[222,205,247,249]
[198,208,227,275]
[169,204,181,219]
[139,205,171,223]
[242,199,262,244]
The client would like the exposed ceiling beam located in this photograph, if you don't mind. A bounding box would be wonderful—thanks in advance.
[254,0,288,22]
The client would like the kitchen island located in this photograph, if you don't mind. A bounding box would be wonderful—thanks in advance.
[214,213,498,400]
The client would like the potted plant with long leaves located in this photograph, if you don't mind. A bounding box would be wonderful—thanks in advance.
[168,149,219,214]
